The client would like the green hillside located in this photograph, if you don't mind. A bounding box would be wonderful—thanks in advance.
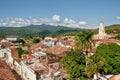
[0,24,80,37]
[105,24,120,34]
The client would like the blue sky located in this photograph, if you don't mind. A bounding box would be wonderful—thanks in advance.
[0,0,120,28]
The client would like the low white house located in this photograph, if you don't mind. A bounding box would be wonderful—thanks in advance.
[0,48,14,68]
[1,38,18,42]
[0,49,7,58]
[6,38,18,42]
[5,48,14,68]
[0,48,10,58]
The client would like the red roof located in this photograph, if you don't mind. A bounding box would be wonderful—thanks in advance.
[46,45,70,54]
[30,42,49,50]
[109,75,120,80]
[11,48,21,62]
[21,53,35,60]
[100,39,120,45]
[0,42,14,46]
[0,59,16,80]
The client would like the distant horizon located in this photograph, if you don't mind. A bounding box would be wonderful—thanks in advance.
[0,0,120,29]
[0,22,119,29]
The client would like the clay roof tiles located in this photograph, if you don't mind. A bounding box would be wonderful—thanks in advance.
[0,59,16,80]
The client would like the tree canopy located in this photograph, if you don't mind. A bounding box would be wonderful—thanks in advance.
[60,49,107,80]
[86,54,107,79]
[116,33,120,40]
[96,43,120,74]
[33,38,40,43]
[17,38,25,44]
[17,47,28,58]
[60,50,87,80]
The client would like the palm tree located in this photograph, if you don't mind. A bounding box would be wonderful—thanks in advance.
[86,54,107,79]
[74,31,94,78]
[75,31,94,64]
[75,31,94,53]
[75,31,107,80]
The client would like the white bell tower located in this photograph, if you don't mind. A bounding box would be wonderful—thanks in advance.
[99,21,106,36]
[93,21,109,40]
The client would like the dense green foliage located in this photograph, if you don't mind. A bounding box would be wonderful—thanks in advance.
[23,43,31,47]
[33,38,40,43]
[61,50,87,80]
[105,24,120,34]
[96,43,120,74]
[86,54,107,79]
[17,47,29,58]
[116,33,120,40]
[61,30,109,79]
[17,39,25,44]
[61,49,107,79]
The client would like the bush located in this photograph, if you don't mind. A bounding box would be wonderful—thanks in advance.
[33,38,40,43]
[17,47,28,58]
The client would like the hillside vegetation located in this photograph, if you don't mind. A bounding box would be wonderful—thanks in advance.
[105,24,120,34]
[0,24,120,38]
[0,24,80,37]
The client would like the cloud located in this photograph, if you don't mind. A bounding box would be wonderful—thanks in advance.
[10,21,16,24]
[62,18,87,28]
[52,14,60,21]
[116,16,120,20]
[0,14,89,28]
[78,21,86,26]
[64,18,75,24]
[62,18,77,28]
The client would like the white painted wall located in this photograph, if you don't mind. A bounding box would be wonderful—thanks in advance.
[0,48,10,58]
[21,61,36,80]
[14,61,22,76]
[0,49,5,57]
[6,49,14,67]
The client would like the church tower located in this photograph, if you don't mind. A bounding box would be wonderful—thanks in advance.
[98,21,106,36]
[93,21,109,40]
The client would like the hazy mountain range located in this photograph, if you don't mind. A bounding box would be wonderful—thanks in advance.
[0,24,82,36]
[0,23,120,37]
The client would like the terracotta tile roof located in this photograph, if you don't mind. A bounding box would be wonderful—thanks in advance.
[0,59,16,80]
[21,53,35,60]
[30,42,49,50]
[30,42,43,50]
[0,42,14,47]
[35,64,49,75]
[11,48,21,61]
[46,55,61,64]
[57,53,67,58]
[61,40,74,46]
[108,75,120,80]
[46,45,70,54]
[100,39,120,45]
[21,54,28,60]
[45,39,57,42]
